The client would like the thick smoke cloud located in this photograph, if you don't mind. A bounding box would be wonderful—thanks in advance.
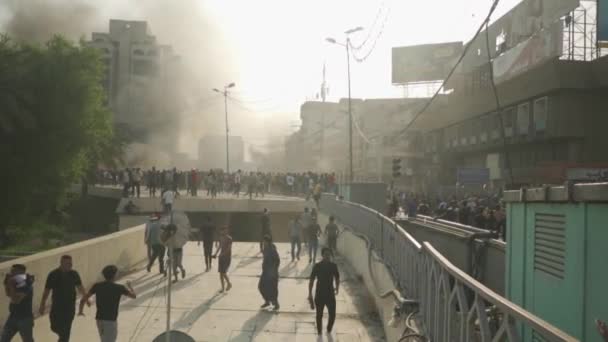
[0,0,236,166]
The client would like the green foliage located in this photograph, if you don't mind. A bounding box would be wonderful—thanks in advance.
[0,35,113,241]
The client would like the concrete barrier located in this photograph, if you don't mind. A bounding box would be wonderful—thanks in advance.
[318,214,412,341]
[0,225,146,328]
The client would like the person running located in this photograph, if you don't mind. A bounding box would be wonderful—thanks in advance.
[79,265,136,342]
[171,246,186,283]
[259,208,272,253]
[213,226,233,293]
[307,218,322,264]
[289,217,302,262]
[145,214,166,275]
[313,183,323,208]
[325,216,339,253]
[1,264,34,342]
[308,248,340,336]
[198,216,216,272]
[39,255,88,342]
[258,235,280,311]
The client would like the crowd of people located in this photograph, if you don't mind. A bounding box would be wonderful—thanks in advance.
[141,204,342,337]
[1,203,342,342]
[94,168,338,202]
[388,191,507,240]
[1,257,136,342]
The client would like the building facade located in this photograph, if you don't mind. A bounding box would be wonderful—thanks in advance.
[86,20,182,156]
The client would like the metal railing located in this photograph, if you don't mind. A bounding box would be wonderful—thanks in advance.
[320,194,577,342]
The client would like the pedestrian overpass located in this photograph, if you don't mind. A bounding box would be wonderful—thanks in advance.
[0,189,577,341]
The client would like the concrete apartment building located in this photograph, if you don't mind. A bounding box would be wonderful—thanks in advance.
[86,20,182,155]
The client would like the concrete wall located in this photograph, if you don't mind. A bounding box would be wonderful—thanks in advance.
[0,225,147,328]
[116,197,307,214]
[325,217,411,341]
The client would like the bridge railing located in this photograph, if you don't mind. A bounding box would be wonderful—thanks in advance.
[320,194,577,342]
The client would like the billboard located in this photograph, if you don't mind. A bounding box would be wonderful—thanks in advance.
[599,0,608,44]
[461,0,578,72]
[457,168,490,185]
[492,22,563,84]
[392,42,463,84]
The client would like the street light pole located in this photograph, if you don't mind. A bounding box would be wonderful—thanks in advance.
[346,37,353,183]
[213,83,235,173]
[223,90,230,174]
[326,27,362,183]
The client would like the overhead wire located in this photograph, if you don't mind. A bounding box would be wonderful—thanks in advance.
[395,0,502,138]
[348,1,387,51]
[350,6,391,63]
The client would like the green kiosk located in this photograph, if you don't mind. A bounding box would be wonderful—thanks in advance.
[505,183,608,341]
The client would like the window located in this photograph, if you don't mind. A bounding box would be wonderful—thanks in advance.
[132,60,159,76]
[517,103,530,135]
[503,107,515,137]
[534,97,548,132]
[133,49,145,56]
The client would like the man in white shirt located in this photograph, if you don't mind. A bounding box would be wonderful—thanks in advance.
[162,189,176,213]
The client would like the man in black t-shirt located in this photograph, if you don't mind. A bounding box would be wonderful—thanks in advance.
[1,264,34,342]
[79,265,136,342]
[308,247,340,336]
[198,216,216,271]
[307,218,321,264]
[39,255,88,342]
[325,216,339,253]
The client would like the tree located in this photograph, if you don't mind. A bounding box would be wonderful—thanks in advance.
[0,35,113,244]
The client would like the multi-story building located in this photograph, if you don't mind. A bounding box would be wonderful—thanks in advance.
[405,2,608,192]
[198,135,245,171]
[86,20,182,156]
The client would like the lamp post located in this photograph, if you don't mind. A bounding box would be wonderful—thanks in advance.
[213,82,235,173]
[326,26,363,183]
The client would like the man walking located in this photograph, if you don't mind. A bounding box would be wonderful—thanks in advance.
[259,208,272,253]
[79,265,136,342]
[213,226,233,293]
[161,188,176,213]
[258,235,280,311]
[39,255,88,342]
[1,264,34,342]
[234,170,242,197]
[308,248,340,336]
[289,216,302,262]
[325,216,339,253]
[148,167,158,198]
[198,216,216,271]
[145,214,166,275]
[307,217,321,264]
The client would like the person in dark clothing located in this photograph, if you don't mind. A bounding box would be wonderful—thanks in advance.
[198,216,216,271]
[39,255,88,342]
[1,264,34,342]
[258,235,280,311]
[260,208,272,253]
[79,265,136,342]
[324,216,339,253]
[308,248,340,336]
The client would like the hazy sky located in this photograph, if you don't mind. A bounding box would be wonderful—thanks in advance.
[0,0,523,156]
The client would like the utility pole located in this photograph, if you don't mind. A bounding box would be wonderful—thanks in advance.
[346,37,353,183]
[213,83,235,173]
[326,27,362,183]
[223,91,230,173]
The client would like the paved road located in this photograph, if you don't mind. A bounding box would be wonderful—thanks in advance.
[31,242,385,341]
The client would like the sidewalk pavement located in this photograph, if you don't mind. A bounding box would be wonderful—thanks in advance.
[31,242,385,341]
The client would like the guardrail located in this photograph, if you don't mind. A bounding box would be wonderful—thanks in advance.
[320,194,577,342]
